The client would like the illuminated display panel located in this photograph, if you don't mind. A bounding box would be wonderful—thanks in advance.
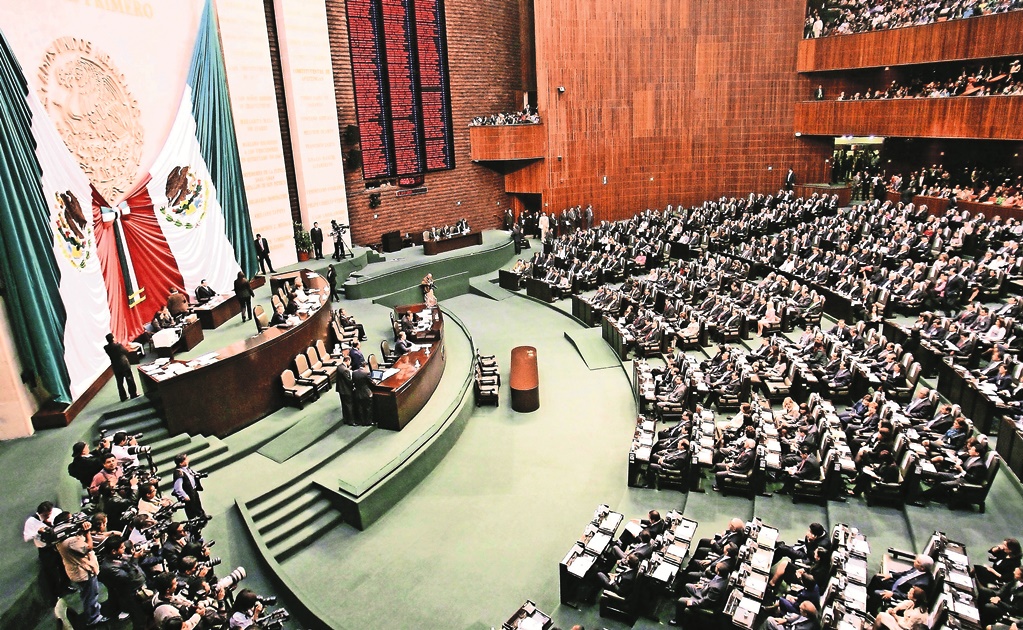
[345,0,455,179]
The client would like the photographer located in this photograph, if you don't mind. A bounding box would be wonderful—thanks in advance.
[99,533,147,626]
[111,431,141,468]
[172,453,206,520]
[229,589,265,629]
[68,441,103,489]
[330,220,349,261]
[90,452,137,497]
[151,572,209,630]
[23,501,71,600]
[54,511,108,626]
[138,482,174,516]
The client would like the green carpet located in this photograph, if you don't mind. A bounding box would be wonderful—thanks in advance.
[258,414,372,464]
[563,328,621,370]
[468,276,516,301]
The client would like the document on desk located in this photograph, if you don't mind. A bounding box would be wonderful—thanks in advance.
[567,551,596,577]
[943,550,968,568]
[756,527,779,549]
[751,548,774,573]
[946,570,973,590]
[665,542,690,563]
[586,532,611,554]
[675,519,698,542]
[653,561,677,582]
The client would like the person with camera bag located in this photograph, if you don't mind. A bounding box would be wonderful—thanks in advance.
[99,533,147,625]
[172,454,207,520]
[151,572,208,630]
[24,501,72,601]
[54,511,109,626]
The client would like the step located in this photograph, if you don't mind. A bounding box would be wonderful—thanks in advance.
[256,486,324,533]
[263,496,335,549]
[97,399,157,422]
[97,406,161,431]
[273,511,347,563]
[148,433,191,461]
[189,437,228,469]
[248,480,316,522]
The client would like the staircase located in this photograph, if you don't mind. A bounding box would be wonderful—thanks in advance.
[94,400,230,492]
[246,480,347,563]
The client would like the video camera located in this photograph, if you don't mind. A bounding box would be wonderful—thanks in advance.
[38,512,89,545]
[261,607,291,630]
[330,220,350,237]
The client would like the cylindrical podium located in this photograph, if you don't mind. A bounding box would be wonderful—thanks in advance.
[510,346,540,412]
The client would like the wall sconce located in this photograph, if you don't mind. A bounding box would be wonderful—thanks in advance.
[557,86,565,94]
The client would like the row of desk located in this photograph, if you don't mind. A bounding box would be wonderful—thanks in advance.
[371,304,445,431]
[139,270,332,437]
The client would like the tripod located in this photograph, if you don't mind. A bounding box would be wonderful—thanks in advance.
[333,236,353,260]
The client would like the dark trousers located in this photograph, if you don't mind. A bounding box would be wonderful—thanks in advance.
[258,254,274,274]
[313,242,323,259]
[238,297,252,321]
[114,369,138,401]
[339,394,355,425]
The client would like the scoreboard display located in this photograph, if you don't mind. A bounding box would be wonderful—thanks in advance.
[346,0,455,180]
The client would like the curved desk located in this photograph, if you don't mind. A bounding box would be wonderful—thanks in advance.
[373,304,446,430]
[138,270,331,437]
[510,346,540,412]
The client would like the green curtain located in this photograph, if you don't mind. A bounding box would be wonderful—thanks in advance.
[0,28,72,404]
[189,0,259,278]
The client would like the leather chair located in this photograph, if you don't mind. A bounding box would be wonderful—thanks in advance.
[380,340,400,364]
[474,369,499,407]
[305,347,337,383]
[717,447,761,499]
[764,362,797,402]
[314,339,342,368]
[598,581,642,625]
[888,362,921,403]
[865,450,917,508]
[294,353,330,393]
[949,451,999,513]
[791,449,838,505]
[253,305,269,333]
[281,369,317,408]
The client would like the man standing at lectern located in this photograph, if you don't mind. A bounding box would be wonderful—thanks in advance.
[310,222,324,260]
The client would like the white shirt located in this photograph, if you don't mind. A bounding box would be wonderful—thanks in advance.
[24,507,63,548]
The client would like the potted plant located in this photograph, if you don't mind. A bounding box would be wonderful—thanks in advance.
[294,221,313,262]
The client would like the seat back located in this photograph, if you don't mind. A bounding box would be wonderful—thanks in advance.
[295,353,312,377]
[255,309,270,332]
[281,369,298,391]
[369,353,380,371]
[381,340,392,358]
[306,348,323,370]
[315,339,333,362]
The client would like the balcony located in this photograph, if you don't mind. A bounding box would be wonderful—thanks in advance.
[794,96,1023,140]
[469,123,546,162]
[797,11,1023,72]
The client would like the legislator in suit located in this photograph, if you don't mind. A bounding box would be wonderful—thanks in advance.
[104,334,138,402]
[233,272,254,321]
[336,356,356,425]
[254,233,274,274]
[310,223,324,259]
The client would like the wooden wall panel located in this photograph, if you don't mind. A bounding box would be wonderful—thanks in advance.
[469,124,546,161]
[504,161,546,193]
[533,0,830,222]
[797,12,1023,72]
[795,97,1023,140]
[326,0,523,245]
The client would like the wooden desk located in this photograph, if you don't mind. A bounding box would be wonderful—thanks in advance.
[155,319,205,359]
[525,277,556,302]
[372,304,446,431]
[193,295,241,329]
[138,270,331,437]
[510,346,540,412]
[269,271,305,296]
[422,231,483,255]
[498,269,523,291]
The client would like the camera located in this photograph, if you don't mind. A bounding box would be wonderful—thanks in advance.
[193,471,210,480]
[330,220,350,236]
[197,557,222,570]
[127,445,151,456]
[39,512,89,544]
[215,567,246,591]
[256,594,277,606]
[261,608,291,630]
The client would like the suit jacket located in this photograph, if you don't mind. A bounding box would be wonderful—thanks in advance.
[728,447,756,474]
[904,396,935,420]
[104,341,132,374]
[794,454,821,480]
[889,567,932,597]
[310,227,323,245]
[336,365,355,399]
[349,348,366,371]
[255,237,270,256]
[961,456,988,485]
[691,574,729,608]
[995,580,1023,615]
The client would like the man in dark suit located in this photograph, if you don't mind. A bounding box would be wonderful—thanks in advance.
[254,233,274,274]
[596,554,639,598]
[336,355,356,425]
[785,167,796,191]
[310,222,324,259]
[268,304,288,327]
[714,439,756,489]
[770,522,831,587]
[103,333,138,401]
[943,271,967,312]
[649,439,690,489]
[780,447,820,495]
[903,388,935,420]
[194,279,216,304]
[692,518,747,561]
[981,566,1023,625]
[918,443,988,503]
[352,366,374,426]
[763,601,819,630]
[670,563,729,626]
[868,555,934,612]
[349,340,366,371]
